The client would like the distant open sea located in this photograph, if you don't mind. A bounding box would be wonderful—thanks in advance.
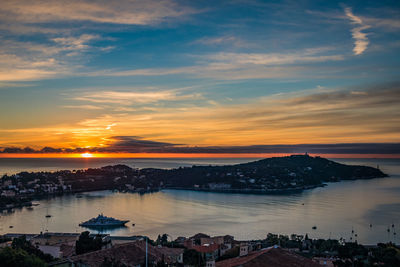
[0,157,263,175]
[1,157,400,244]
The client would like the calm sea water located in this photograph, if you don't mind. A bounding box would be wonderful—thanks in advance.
[0,157,399,244]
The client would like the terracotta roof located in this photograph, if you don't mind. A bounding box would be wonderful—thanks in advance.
[60,244,75,258]
[157,246,184,257]
[190,233,211,239]
[192,243,219,253]
[216,247,322,267]
[70,240,183,267]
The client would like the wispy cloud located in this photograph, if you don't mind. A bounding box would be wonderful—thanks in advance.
[86,47,344,80]
[193,35,250,48]
[73,89,202,105]
[52,34,101,52]
[0,33,109,81]
[0,0,195,25]
[209,51,343,66]
[344,7,370,55]
[62,105,104,110]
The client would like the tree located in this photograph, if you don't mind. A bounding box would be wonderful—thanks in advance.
[11,235,53,262]
[0,247,46,267]
[183,249,204,266]
[76,231,104,255]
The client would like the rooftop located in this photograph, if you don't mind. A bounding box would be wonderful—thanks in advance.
[70,240,183,267]
[216,247,322,267]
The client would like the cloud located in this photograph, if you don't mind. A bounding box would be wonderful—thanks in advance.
[73,89,202,105]
[0,33,109,81]
[365,17,400,31]
[86,47,344,80]
[0,52,62,81]
[209,51,344,66]
[0,0,195,25]
[62,105,104,110]
[1,140,400,155]
[193,35,250,48]
[2,82,399,150]
[100,136,178,153]
[344,7,370,55]
[52,34,101,51]
[0,0,193,82]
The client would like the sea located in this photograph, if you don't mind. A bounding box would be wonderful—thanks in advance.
[0,157,399,244]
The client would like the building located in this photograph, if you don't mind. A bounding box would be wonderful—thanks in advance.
[216,247,322,267]
[109,235,144,246]
[191,243,220,261]
[30,232,80,258]
[69,240,183,267]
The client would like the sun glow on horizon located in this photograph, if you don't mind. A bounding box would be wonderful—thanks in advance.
[0,152,399,159]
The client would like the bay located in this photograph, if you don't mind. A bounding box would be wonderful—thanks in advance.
[0,157,399,245]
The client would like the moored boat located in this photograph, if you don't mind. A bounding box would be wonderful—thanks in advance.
[79,214,129,228]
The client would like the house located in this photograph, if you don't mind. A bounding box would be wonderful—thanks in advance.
[31,232,80,247]
[157,246,184,264]
[31,232,80,258]
[216,247,322,267]
[109,235,144,246]
[191,243,220,261]
[189,233,210,246]
[239,243,249,257]
[30,232,111,259]
[69,240,183,267]
[184,238,195,249]
[206,259,216,267]
[200,236,224,246]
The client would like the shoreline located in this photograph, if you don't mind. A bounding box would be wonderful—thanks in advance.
[163,184,325,195]
[2,174,388,211]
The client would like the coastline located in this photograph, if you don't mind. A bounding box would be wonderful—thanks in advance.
[163,184,325,195]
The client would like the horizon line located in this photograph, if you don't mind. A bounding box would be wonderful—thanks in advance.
[0,153,399,159]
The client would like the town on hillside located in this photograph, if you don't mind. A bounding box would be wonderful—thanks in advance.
[1,230,399,266]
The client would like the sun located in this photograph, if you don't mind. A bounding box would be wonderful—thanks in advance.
[81,152,94,158]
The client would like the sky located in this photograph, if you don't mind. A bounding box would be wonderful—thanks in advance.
[0,0,399,156]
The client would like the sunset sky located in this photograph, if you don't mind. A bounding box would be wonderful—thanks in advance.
[0,0,399,156]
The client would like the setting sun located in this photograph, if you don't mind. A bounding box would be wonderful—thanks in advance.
[81,153,94,158]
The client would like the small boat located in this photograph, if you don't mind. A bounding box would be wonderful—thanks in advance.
[312,226,317,230]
